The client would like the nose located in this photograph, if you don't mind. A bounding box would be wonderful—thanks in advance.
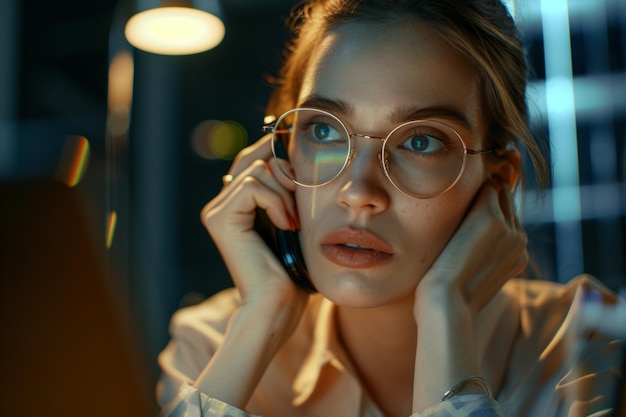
[335,139,390,215]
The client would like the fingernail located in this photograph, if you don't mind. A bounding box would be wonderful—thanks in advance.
[287,212,300,231]
[286,213,296,231]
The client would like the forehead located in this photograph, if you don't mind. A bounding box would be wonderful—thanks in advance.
[298,20,484,133]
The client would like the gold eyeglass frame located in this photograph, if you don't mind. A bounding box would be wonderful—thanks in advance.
[262,108,496,199]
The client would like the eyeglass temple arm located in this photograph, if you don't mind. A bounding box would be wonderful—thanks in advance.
[466,148,493,155]
[263,127,291,134]
[262,116,291,135]
[465,145,509,156]
[262,114,278,134]
[469,142,518,158]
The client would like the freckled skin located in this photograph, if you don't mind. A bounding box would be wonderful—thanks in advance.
[294,20,496,308]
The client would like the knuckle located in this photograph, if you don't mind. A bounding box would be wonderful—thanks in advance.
[230,146,258,170]
[484,219,506,238]
[238,143,257,159]
[200,197,222,219]
[200,205,217,229]
[200,200,212,219]
[515,247,527,265]
[234,139,269,165]
[230,148,248,168]
[519,232,528,246]
[250,158,269,172]
[241,175,262,189]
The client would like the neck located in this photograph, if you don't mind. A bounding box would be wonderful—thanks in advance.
[336,293,417,351]
[335,294,417,417]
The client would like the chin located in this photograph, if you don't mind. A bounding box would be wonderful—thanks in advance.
[312,270,415,309]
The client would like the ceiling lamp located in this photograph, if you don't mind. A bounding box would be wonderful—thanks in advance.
[125,0,225,55]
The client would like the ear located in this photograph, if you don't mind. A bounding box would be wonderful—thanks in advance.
[488,146,522,189]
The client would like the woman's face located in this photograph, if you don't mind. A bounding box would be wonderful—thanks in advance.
[295,19,494,308]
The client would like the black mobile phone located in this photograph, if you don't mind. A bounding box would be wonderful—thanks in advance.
[252,138,316,293]
[253,208,316,293]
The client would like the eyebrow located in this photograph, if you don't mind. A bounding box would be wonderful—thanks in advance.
[297,95,354,117]
[297,95,472,130]
[388,105,472,130]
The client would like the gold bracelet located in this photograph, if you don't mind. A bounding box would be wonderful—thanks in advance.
[441,375,492,402]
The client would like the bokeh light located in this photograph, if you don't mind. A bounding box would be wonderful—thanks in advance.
[125,7,225,55]
[107,50,134,137]
[56,135,90,187]
[106,210,117,249]
[192,120,248,160]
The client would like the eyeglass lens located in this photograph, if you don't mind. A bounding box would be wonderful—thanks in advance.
[271,108,467,198]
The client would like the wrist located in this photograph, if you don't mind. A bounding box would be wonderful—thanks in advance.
[238,289,307,346]
[413,283,469,324]
[237,298,300,336]
[412,289,482,408]
[193,300,304,408]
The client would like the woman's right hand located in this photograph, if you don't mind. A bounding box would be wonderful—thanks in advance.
[193,135,309,409]
[200,134,308,332]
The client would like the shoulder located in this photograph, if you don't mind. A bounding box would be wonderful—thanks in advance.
[157,288,243,407]
[503,274,614,311]
[501,275,619,340]
[498,277,623,412]
[499,275,620,372]
[168,287,242,345]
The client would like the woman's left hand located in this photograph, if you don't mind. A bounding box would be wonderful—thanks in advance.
[414,179,528,315]
[411,180,527,410]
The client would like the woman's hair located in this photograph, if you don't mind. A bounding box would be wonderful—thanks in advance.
[266,0,550,189]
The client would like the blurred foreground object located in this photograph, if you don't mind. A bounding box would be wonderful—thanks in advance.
[0,181,156,416]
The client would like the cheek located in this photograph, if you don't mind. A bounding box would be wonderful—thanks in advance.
[294,186,325,223]
[401,200,463,258]
[294,188,320,253]
[401,175,483,263]
[294,188,313,225]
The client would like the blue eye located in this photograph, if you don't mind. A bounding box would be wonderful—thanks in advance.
[402,134,445,154]
[309,123,342,142]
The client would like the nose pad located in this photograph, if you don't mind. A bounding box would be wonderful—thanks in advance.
[381,149,390,173]
[335,139,390,213]
[344,137,387,174]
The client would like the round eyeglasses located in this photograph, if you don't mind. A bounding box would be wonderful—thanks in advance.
[263,108,496,199]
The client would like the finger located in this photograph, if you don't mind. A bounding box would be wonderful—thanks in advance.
[466,248,526,311]
[204,184,298,293]
[227,134,272,178]
[220,158,288,199]
[229,157,298,223]
[206,159,298,230]
[463,180,504,224]
[204,177,294,233]
[497,182,518,226]
[461,183,527,308]
[236,176,296,231]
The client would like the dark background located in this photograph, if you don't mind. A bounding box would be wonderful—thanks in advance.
[1,0,625,409]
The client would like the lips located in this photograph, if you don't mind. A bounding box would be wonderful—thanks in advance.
[320,226,394,268]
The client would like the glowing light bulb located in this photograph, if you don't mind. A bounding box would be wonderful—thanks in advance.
[125,7,225,55]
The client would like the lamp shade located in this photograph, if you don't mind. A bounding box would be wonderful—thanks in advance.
[125,0,225,55]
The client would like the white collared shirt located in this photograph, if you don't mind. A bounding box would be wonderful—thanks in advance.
[157,276,622,417]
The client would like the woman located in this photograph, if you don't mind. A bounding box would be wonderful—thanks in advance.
[157,0,624,416]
